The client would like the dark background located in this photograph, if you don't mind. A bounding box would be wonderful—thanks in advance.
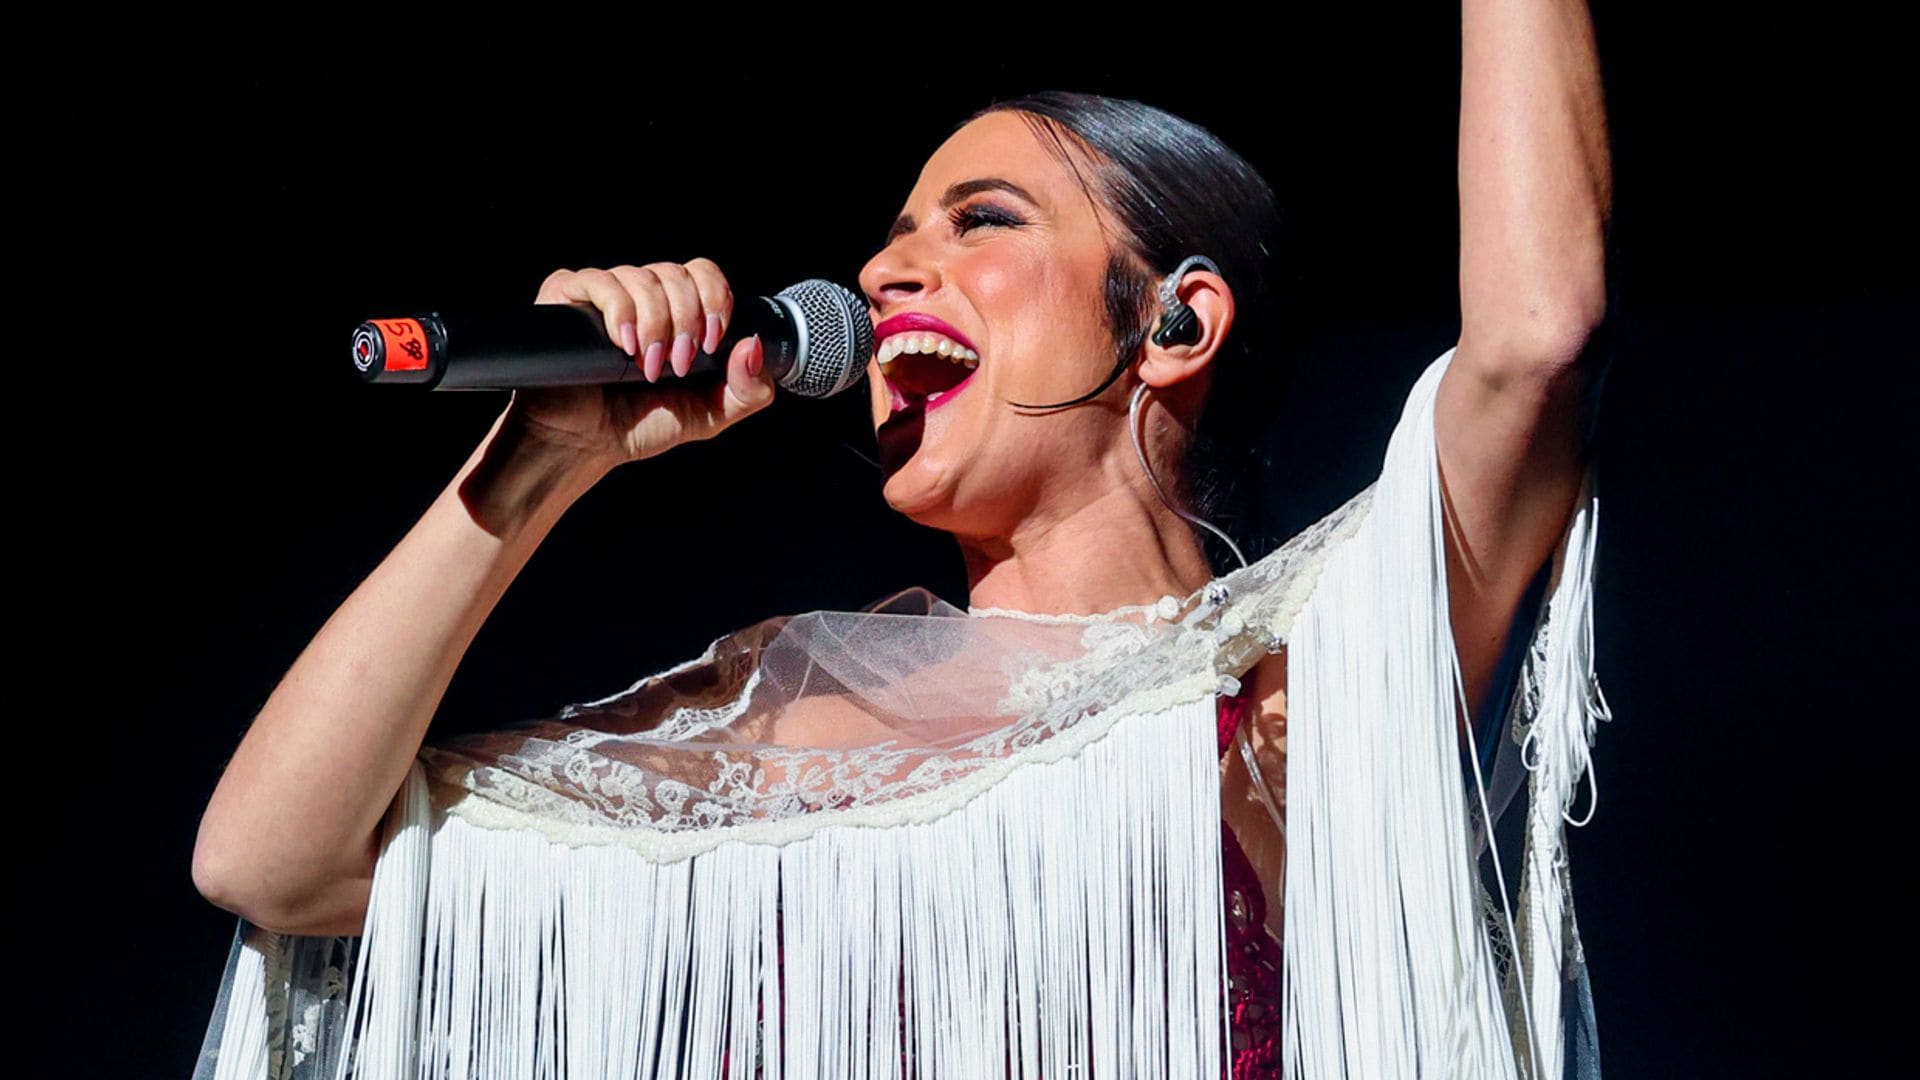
[23,9,1910,1077]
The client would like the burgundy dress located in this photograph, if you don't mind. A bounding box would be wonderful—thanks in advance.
[1216,681,1286,1078]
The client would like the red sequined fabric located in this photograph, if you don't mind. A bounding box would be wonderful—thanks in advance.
[1217,683,1286,1078]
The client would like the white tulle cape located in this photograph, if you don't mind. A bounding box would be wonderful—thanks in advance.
[192,345,1608,1078]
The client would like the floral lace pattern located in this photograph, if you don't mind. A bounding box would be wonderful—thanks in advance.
[417,482,1373,862]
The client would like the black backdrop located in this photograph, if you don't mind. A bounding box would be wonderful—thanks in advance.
[23,10,1909,1078]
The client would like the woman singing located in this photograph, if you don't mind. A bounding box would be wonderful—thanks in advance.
[193,4,1612,1076]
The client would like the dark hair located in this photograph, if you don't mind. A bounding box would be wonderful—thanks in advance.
[959,91,1301,573]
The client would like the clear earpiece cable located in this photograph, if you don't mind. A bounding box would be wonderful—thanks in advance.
[1130,381,1248,571]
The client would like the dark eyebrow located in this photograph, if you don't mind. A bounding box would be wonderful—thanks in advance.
[882,177,1040,247]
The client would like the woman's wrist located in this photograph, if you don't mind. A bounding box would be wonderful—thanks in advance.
[459,412,612,543]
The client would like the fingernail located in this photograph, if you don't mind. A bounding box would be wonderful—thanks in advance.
[704,313,722,355]
[746,334,764,378]
[644,340,665,382]
[671,331,693,376]
[618,321,638,357]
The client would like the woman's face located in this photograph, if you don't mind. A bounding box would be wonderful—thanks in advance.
[858,110,1141,541]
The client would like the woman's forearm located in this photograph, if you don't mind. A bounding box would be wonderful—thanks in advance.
[1458,0,1613,362]
[192,406,609,933]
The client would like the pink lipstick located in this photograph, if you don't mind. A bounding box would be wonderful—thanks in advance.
[873,312,979,354]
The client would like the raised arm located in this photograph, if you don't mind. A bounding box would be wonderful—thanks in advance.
[1435,0,1614,726]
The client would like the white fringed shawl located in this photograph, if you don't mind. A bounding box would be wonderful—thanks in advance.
[192,345,1608,1078]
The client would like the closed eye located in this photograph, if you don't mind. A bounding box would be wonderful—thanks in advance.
[949,202,1025,234]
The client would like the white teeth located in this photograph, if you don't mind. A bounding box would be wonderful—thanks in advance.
[877,331,980,366]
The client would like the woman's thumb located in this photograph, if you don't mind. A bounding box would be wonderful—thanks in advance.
[726,334,776,411]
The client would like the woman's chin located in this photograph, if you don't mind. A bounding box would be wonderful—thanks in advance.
[882,446,978,529]
[880,459,948,519]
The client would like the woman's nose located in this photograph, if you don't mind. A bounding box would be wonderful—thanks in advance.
[859,241,939,313]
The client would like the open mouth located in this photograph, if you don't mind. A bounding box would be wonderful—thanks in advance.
[883,350,977,417]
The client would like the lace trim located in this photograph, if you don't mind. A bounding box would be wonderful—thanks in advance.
[428,483,1374,862]
[965,598,1171,623]
[963,486,1371,634]
[443,672,1225,860]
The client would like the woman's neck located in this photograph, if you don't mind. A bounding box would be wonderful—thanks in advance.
[956,482,1216,617]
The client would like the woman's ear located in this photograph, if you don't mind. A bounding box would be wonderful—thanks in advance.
[1137,269,1235,391]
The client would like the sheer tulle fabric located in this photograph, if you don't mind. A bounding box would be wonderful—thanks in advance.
[192,345,1605,1079]
[411,475,1364,863]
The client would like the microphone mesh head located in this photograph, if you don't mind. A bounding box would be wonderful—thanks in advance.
[776,279,873,399]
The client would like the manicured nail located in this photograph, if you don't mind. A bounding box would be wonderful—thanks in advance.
[704,313,722,355]
[618,321,637,357]
[671,331,693,376]
[746,334,764,378]
[643,340,665,382]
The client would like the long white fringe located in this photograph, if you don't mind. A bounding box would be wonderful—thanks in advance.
[331,752,433,1078]
[1279,348,1604,1080]
[332,695,1227,1078]
[205,921,282,1078]
[1512,468,1609,1080]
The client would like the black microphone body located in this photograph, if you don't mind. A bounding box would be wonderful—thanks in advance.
[352,279,871,399]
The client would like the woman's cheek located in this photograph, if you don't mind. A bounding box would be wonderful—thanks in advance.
[966,256,1023,305]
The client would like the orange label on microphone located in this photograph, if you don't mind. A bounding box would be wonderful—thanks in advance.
[375,319,430,371]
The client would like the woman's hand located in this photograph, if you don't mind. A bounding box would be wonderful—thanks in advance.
[501,259,778,472]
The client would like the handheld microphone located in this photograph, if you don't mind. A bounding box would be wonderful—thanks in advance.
[351,279,873,399]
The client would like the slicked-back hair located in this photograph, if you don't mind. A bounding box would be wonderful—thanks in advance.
[961,91,1300,571]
